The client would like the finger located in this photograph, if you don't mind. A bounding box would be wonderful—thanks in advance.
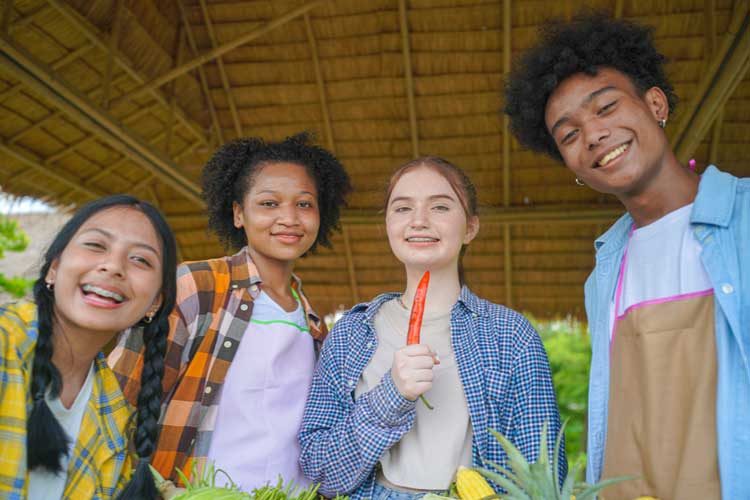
[400,343,434,356]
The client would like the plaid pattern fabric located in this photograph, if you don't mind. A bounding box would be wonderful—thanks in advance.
[109,246,326,482]
[299,287,566,499]
[0,302,133,500]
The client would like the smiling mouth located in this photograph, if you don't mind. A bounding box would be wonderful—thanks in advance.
[596,142,630,167]
[406,237,439,242]
[81,284,125,303]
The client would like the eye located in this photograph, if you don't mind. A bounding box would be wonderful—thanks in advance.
[598,100,617,115]
[561,129,579,145]
[393,205,411,213]
[432,204,450,212]
[297,200,315,209]
[83,241,106,250]
[130,254,153,268]
[259,200,278,208]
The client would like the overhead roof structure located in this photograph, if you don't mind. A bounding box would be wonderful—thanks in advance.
[0,0,748,317]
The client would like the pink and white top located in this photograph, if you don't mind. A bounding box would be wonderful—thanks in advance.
[609,203,713,342]
[207,289,315,491]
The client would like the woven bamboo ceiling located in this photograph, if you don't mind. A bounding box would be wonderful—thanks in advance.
[0,0,748,317]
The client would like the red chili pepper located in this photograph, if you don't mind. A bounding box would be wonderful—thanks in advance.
[405,271,434,410]
[406,271,430,345]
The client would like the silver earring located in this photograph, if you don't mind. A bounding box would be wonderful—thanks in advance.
[575,178,585,186]
[658,118,667,128]
[45,281,54,291]
[143,314,154,324]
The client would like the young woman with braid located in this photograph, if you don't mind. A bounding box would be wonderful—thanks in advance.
[109,132,352,492]
[0,194,177,500]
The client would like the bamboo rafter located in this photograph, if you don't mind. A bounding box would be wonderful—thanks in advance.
[198,0,242,139]
[110,0,328,108]
[177,0,224,146]
[304,13,335,153]
[398,0,419,159]
[45,0,209,147]
[0,36,204,204]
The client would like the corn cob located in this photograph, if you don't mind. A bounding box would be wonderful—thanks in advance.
[456,466,496,500]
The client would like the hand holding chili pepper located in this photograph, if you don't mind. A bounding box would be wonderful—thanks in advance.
[405,271,434,409]
[391,344,437,404]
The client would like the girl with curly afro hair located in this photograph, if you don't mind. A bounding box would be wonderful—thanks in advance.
[506,12,750,500]
[109,132,352,492]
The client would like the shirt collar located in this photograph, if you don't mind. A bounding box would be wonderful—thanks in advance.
[358,285,485,320]
[229,246,322,326]
[691,165,736,227]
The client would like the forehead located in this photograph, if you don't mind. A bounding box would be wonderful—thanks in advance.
[391,166,455,196]
[76,206,160,247]
[251,162,316,189]
[544,68,639,127]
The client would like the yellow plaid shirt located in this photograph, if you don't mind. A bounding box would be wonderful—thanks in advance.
[0,302,134,499]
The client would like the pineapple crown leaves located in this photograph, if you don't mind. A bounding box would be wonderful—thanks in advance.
[478,420,635,500]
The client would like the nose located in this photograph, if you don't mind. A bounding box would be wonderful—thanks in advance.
[277,204,300,226]
[584,118,610,151]
[409,204,429,228]
[97,250,126,278]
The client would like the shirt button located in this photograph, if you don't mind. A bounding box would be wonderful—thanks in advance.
[223,340,232,349]
[348,380,355,387]
[721,283,734,294]
[231,283,238,289]
[240,304,249,311]
[366,342,373,349]
[204,386,212,394]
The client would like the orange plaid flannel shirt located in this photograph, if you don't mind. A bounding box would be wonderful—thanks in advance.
[108,247,326,481]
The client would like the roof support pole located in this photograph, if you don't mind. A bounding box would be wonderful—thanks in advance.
[398,0,419,158]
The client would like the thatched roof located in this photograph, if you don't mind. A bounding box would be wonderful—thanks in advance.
[1,0,748,317]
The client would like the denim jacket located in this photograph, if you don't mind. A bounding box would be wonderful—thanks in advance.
[584,166,750,498]
[299,286,565,499]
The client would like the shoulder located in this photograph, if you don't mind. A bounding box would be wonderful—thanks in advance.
[461,289,540,353]
[0,301,38,360]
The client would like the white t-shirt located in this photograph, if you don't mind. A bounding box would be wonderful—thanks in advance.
[28,363,95,500]
[207,290,314,491]
[609,203,713,340]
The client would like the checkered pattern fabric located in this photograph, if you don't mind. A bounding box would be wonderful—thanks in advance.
[0,302,133,500]
[299,287,565,499]
[109,246,326,482]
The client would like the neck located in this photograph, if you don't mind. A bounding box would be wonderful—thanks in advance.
[401,265,461,315]
[50,319,111,407]
[247,248,295,297]
[619,152,699,227]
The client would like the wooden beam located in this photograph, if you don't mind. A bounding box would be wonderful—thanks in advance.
[614,0,625,18]
[164,24,185,155]
[503,224,513,308]
[177,0,224,146]
[502,0,512,308]
[101,0,123,108]
[709,109,724,165]
[672,2,749,159]
[0,37,204,204]
[304,13,334,153]
[111,0,327,108]
[45,0,209,147]
[198,0,242,139]
[342,225,359,304]
[0,139,102,198]
[398,0,419,158]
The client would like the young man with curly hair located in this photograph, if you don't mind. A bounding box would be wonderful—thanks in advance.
[505,13,749,500]
[109,133,352,491]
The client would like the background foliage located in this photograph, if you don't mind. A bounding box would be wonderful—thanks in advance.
[530,315,592,469]
[0,215,32,297]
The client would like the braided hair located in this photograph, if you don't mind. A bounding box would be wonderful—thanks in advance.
[27,195,177,500]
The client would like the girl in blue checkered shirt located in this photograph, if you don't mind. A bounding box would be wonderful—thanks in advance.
[299,157,565,500]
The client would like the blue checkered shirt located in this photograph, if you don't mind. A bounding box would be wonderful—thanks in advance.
[299,286,566,499]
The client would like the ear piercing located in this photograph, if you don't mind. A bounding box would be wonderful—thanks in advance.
[658,118,667,128]
[575,178,585,186]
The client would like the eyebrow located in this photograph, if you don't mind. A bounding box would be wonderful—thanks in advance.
[389,194,457,205]
[549,85,617,136]
[80,228,160,256]
[255,189,316,196]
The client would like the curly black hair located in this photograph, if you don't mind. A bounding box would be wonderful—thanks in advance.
[201,132,352,253]
[504,12,677,162]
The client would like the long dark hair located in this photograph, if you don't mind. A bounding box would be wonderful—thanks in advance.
[27,194,177,500]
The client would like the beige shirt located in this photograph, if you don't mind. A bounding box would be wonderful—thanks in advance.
[355,298,473,490]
